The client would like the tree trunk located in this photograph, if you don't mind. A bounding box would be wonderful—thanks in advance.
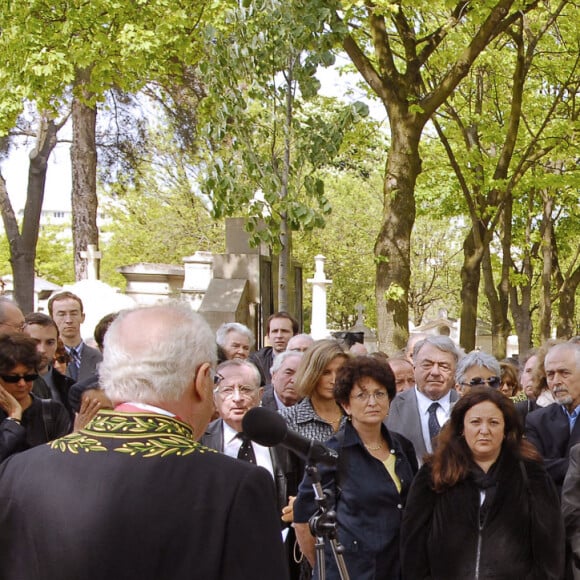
[458,226,485,352]
[0,117,59,313]
[509,206,535,354]
[538,189,553,342]
[557,264,580,338]
[277,58,295,313]
[374,119,421,351]
[71,69,99,281]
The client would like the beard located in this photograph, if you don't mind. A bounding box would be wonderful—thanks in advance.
[555,392,573,407]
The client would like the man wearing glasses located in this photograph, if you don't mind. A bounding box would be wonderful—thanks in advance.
[201,358,300,579]
[387,336,463,465]
[0,297,25,334]
[454,350,502,396]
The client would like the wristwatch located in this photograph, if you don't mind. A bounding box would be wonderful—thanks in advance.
[5,417,22,424]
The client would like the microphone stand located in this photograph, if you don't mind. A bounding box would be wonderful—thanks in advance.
[305,462,350,580]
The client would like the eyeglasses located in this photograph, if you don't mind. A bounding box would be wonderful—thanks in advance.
[1,373,39,383]
[352,390,389,402]
[0,322,25,332]
[214,385,259,399]
[460,376,501,388]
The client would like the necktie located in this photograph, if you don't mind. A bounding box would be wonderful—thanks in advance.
[237,434,256,464]
[67,347,81,381]
[427,402,441,444]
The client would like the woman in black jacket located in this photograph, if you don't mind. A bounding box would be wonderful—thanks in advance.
[401,387,564,580]
[0,333,70,462]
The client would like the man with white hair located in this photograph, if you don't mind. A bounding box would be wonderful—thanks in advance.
[0,303,288,580]
[526,342,580,494]
[387,335,462,465]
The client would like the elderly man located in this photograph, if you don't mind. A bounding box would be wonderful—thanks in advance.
[454,350,501,396]
[286,333,314,353]
[0,297,25,333]
[250,311,299,385]
[526,342,580,494]
[0,303,288,580]
[262,351,303,411]
[201,358,299,579]
[387,336,462,465]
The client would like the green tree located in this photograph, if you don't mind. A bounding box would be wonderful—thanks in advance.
[315,0,552,350]
[199,0,368,313]
[0,0,221,302]
[100,127,224,289]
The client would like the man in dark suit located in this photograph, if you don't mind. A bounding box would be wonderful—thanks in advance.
[0,303,288,580]
[48,291,102,382]
[24,312,75,418]
[201,358,299,579]
[262,350,303,412]
[249,311,298,385]
[526,342,580,493]
[387,336,462,465]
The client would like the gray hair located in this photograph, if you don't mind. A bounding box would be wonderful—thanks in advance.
[270,350,303,375]
[455,350,501,385]
[215,358,261,387]
[215,322,255,349]
[100,303,217,404]
[0,296,21,322]
[413,335,463,365]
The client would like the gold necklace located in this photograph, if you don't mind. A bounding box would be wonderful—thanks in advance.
[364,442,383,451]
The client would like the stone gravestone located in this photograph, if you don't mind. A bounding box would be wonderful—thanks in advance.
[199,218,302,346]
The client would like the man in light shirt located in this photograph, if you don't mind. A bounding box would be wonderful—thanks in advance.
[387,336,462,465]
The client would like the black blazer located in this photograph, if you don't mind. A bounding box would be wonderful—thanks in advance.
[525,403,580,491]
[200,418,299,515]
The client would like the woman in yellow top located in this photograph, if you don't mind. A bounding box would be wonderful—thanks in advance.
[293,356,418,580]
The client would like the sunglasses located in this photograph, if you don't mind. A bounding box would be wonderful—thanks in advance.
[461,376,501,388]
[1,373,39,383]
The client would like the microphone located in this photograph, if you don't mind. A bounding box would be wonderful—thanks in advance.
[242,407,338,466]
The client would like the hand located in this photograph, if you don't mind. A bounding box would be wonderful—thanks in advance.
[0,384,22,421]
[281,495,295,523]
[73,396,102,432]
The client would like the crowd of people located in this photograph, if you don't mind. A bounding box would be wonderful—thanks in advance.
[0,297,579,579]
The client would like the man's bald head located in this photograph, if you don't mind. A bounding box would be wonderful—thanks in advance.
[100,304,217,406]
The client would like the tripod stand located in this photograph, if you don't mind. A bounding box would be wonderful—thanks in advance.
[305,462,350,580]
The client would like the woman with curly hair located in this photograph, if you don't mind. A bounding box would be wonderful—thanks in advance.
[293,356,417,579]
[401,387,564,579]
[0,333,70,462]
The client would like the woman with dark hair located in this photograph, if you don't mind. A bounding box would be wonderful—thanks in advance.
[293,356,418,580]
[0,333,70,462]
[401,388,564,580]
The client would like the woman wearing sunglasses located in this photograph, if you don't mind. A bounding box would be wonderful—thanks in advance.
[454,351,502,397]
[0,333,70,462]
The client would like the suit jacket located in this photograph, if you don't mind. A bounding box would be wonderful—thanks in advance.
[0,410,288,580]
[200,418,299,514]
[261,385,279,412]
[525,403,580,492]
[562,443,580,580]
[249,347,274,386]
[67,343,103,383]
[386,387,459,465]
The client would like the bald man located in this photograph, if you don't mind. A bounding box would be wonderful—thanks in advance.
[0,303,288,580]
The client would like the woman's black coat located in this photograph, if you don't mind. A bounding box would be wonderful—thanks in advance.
[401,451,564,580]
